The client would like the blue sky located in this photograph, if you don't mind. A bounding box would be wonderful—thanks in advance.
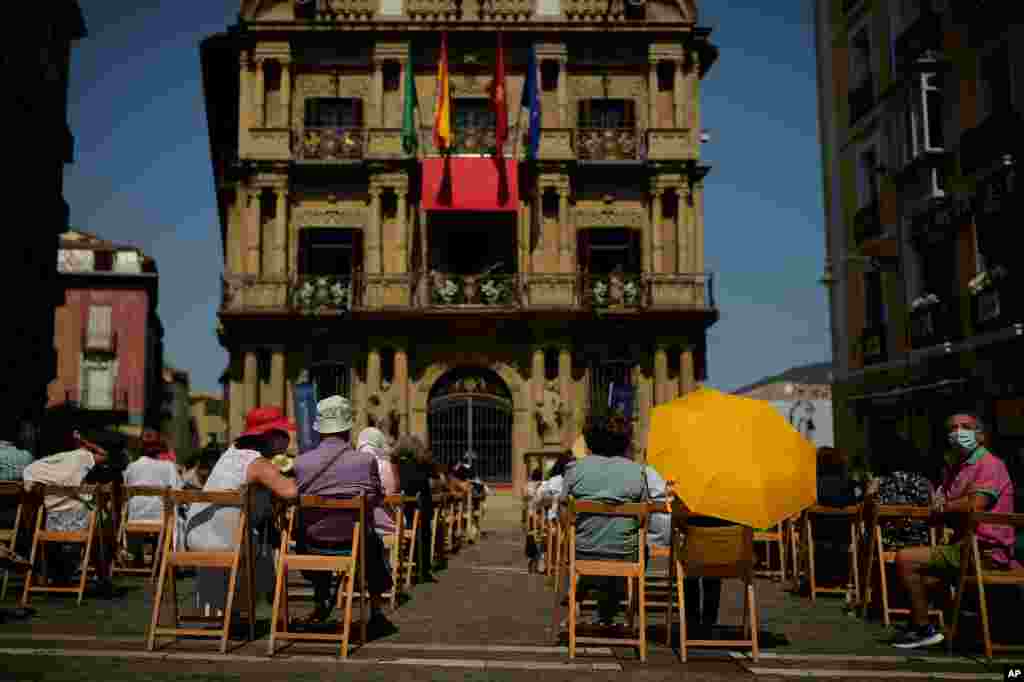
[64,0,827,394]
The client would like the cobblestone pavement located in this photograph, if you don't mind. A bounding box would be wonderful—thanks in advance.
[0,493,1019,680]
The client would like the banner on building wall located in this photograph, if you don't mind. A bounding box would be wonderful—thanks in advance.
[608,382,635,420]
[421,157,519,211]
[294,382,320,454]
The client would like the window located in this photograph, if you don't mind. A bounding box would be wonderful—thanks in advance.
[849,26,873,91]
[114,251,141,273]
[453,98,496,131]
[864,269,887,328]
[57,249,94,273]
[979,43,1013,121]
[855,143,880,209]
[86,305,113,350]
[304,98,363,128]
[906,73,945,160]
[577,228,643,274]
[298,228,362,276]
[83,364,114,410]
[578,99,636,129]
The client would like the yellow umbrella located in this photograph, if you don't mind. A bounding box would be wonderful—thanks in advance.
[646,386,817,529]
[571,434,588,459]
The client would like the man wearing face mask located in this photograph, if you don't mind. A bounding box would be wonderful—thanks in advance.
[892,413,1017,649]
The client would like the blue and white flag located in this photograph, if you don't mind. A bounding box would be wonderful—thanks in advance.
[521,45,541,159]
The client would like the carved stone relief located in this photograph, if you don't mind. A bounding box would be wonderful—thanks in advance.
[293,206,368,227]
[569,74,647,100]
[573,205,645,227]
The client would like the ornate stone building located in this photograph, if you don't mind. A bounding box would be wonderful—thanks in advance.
[203,0,718,493]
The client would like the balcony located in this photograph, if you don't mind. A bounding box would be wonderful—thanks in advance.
[425,272,523,308]
[222,274,289,311]
[852,201,882,246]
[243,128,291,161]
[894,7,945,75]
[564,0,626,20]
[575,128,641,162]
[296,0,376,19]
[644,129,696,162]
[289,274,353,315]
[908,300,959,350]
[405,0,459,20]
[959,109,1024,177]
[418,127,513,157]
[860,325,888,365]
[536,129,574,161]
[294,127,364,162]
[365,129,406,159]
[645,273,715,309]
[848,79,875,125]
[579,272,647,309]
[477,0,533,20]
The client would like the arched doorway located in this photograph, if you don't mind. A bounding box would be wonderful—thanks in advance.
[428,367,513,482]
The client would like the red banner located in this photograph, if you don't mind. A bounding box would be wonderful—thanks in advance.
[421,158,518,212]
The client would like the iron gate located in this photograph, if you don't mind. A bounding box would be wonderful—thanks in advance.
[428,393,513,482]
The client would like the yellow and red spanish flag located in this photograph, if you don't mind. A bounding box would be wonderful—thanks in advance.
[489,32,508,158]
[433,32,451,152]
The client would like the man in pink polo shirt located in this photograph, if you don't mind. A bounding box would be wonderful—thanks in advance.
[892,413,1017,649]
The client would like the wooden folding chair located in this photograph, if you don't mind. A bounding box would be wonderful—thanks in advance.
[113,486,168,580]
[377,495,407,610]
[786,512,802,589]
[554,497,649,662]
[431,493,448,565]
[753,525,786,581]
[802,504,862,603]
[671,501,760,662]
[399,497,420,590]
[0,482,25,601]
[949,511,1024,659]
[146,487,256,654]
[860,499,945,627]
[267,495,367,658]
[21,484,110,606]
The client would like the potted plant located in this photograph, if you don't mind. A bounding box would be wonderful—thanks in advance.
[432,274,460,305]
[292,275,350,313]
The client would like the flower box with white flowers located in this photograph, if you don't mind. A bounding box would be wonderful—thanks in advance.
[291,276,351,314]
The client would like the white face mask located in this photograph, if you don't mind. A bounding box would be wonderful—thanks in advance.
[948,428,978,452]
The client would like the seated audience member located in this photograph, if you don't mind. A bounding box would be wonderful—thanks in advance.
[357,427,399,537]
[23,425,108,587]
[560,414,648,627]
[867,450,933,550]
[183,447,218,490]
[0,420,34,540]
[893,413,1018,649]
[122,431,182,567]
[185,407,297,615]
[293,396,395,634]
[396,435,435,583]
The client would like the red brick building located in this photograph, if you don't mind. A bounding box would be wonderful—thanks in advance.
[48,229,164,437]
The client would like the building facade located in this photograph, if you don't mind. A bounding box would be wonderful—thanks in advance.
[6,3,86,444]
[816,1,1024,475]
[191,391,228,450]
[161,367,196,465]
[733,363,834,449]
[204,0,719,494]
[49,230,164,440]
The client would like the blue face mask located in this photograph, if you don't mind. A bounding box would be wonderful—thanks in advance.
[948,428,978,452]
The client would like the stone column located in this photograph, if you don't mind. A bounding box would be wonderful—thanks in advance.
[247,189,262,276]
[637,364,653,455]
[239,54,251,145]
[285,370,296,421]
[649,189,663,273]
[229,354,245,441]
[673,59,684,128]
[244,350,259,415]
[679,346,695,396]
[653,346,668,406]
[557,57,568,127]
[367,347,382,398]
[273,188,288,277]
[270,350,286,409]
[228,189,244,275]
[254,58,266,128]
[396,188,408,274]
[373,60,385,127]
[558,346,572,447]
[676,187,688,274]
[532,347,545,406]
[281,59,292,129]
[558,187,571,272]
[693,182,704,273]
[648,58,658,129]
[394,347,409,434]
[367,187,382,274]
[259,351,273,410]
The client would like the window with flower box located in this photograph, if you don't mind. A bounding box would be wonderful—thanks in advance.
[298,227,362,276]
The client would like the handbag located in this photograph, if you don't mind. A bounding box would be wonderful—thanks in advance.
[293,447,348,554]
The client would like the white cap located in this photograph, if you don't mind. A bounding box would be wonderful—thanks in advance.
[314,395,353,434]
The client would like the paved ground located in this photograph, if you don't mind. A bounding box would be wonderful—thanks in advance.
[0,492,1020,680]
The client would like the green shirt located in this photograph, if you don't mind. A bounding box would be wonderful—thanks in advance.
[562,455,648,558]
[0,441,33,482]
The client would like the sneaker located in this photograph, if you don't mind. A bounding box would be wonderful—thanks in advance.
[891,624,944,649]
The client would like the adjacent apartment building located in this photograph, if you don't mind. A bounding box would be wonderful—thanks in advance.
[815,0,1024,472]
[203,0,719,492]
[49,229,165,439]
[6,3,87,444]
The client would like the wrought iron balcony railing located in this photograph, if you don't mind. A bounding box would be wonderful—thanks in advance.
[574,128,640,162]
[295,127,364,161]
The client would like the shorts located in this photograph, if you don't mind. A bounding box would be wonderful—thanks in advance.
[926,541,1008,577]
